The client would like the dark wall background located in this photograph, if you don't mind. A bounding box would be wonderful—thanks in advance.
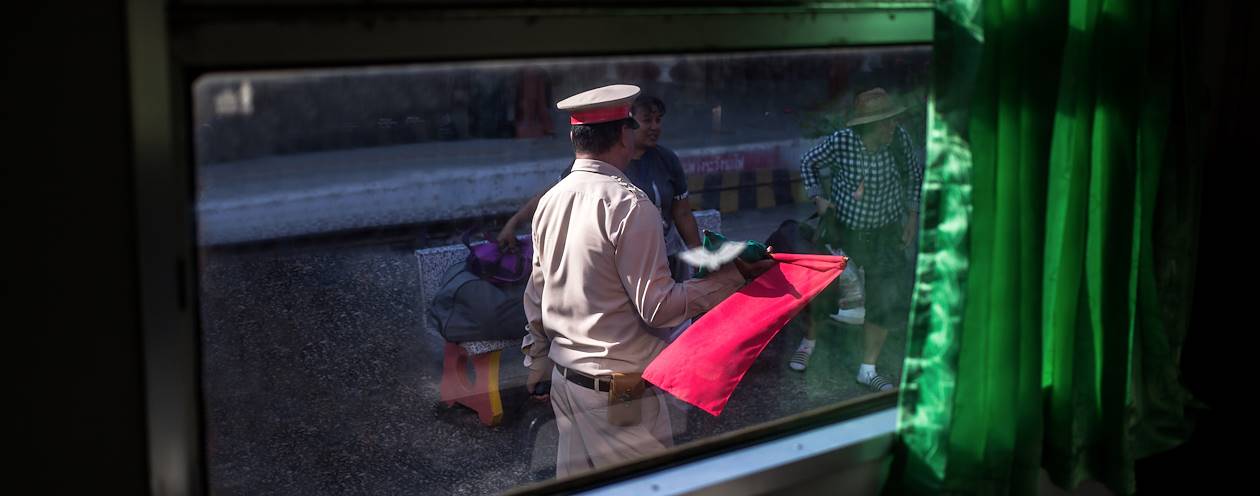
[9,1,148,494]
[1134,1,1253,493]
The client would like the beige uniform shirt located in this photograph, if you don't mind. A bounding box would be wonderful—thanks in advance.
[522,159,745,377]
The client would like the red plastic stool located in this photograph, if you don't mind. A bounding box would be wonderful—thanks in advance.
[439,342,503,426]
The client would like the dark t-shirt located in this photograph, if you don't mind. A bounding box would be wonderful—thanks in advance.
[560,145,689,233]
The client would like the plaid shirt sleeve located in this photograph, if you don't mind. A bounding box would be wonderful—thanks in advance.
[799,135,830,199]
[896,126,924,213]
[800,131,862,203]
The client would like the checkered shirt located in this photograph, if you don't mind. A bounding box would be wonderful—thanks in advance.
[800,126,923,230]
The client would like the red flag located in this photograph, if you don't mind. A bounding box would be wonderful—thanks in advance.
[643,253,847,416]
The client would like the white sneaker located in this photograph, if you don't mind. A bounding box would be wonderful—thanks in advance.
[829,306,866,325]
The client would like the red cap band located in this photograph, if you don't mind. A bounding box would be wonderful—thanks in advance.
[569,105,631,125]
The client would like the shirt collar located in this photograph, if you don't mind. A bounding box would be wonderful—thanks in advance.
[571,159,629,180]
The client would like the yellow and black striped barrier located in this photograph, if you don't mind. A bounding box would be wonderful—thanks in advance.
[687,168,809,213]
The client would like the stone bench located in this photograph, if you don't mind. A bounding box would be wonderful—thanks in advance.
[414,209,723,425]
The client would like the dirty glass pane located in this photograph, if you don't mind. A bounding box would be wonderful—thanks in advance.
[195,46,930,494]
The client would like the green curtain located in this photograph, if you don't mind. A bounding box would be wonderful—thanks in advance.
[894,0,1196,493]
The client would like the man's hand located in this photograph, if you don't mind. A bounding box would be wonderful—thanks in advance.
[734,246,778,281]
[496,225,520,253]
[902,212,918,247]
[812,196,833,216]
[526,365,551,401]
[854,180,866,202]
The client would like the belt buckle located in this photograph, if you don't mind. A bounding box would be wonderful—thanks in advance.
[565,365,608,391]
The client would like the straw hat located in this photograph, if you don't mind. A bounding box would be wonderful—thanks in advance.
[846,88,905,127]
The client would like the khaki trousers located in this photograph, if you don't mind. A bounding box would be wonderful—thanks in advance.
[549,367,674,477]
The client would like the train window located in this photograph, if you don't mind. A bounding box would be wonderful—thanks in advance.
[194,46,929,493]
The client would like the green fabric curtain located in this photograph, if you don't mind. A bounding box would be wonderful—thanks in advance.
[894,0,1196,493]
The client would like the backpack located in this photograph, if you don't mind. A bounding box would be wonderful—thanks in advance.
[428,261,529,343]
[765,214,830,255]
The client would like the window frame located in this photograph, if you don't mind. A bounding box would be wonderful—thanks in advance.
[127,1,932,493]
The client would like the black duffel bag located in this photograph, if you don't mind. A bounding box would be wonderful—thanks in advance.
[428,261,528,343]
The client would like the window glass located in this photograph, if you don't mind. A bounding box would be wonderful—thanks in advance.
[195,46,929,494]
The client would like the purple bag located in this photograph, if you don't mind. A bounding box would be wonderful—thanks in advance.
[463,228,532,285]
